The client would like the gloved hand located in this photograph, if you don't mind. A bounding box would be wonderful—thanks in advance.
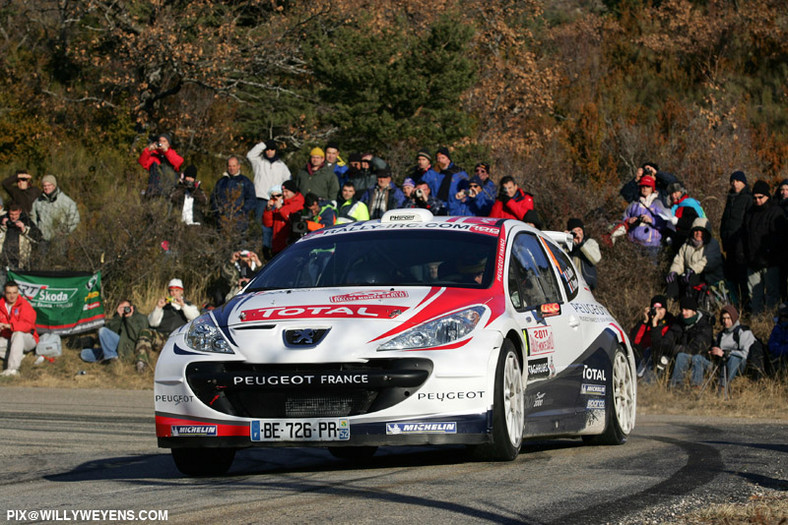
[666,272,678,283]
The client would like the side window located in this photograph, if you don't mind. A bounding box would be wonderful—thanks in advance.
[543,241,579,301]
[508,233,563,310]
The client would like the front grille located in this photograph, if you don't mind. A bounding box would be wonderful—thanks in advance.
[185,359,432,418]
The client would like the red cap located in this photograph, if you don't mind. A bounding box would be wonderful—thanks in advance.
[639,175,656,189]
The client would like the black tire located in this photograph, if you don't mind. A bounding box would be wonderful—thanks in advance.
[327,446,378,460]
[171,447,236,476]
[583,346,636,446]
[474,340,525,461]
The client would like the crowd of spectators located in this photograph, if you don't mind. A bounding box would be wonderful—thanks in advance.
[619,163,788,390]
[3,139,788,385]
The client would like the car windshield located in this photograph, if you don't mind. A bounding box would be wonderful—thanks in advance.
[247,229,498,290]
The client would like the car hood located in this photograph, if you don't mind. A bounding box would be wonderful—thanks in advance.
[206,286,501,363]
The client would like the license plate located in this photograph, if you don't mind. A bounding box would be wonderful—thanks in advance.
[250,418,350,442]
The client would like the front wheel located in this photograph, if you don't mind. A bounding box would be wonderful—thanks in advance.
[475,340,524,461]
[584,346,636,445]
[171,447,236,476]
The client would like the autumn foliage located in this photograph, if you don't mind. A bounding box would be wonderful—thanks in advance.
[1,0,787,318]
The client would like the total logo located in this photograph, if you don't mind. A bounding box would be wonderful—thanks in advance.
[583,365,606,382]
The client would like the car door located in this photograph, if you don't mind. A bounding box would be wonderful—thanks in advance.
[505,230,583,434]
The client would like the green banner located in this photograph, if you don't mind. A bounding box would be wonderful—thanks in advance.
[8,270,105,335]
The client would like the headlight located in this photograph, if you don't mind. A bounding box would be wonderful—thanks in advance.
[377,306,485,351]
[184,314,233,354]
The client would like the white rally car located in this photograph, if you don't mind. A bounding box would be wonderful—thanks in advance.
[155,209,636,476]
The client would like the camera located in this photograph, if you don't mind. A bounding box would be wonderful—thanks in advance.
[415,188,424,199]
[656,355,669,371]
[123,306,131,314]
[648,307,657,317]
[157,142,163,149]
[240,250,250,257]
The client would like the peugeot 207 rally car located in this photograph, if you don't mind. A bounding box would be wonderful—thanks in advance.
[155,209,636,476]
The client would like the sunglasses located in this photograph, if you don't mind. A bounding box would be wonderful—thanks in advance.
[469,184,480,189]
[270,194,282,198]
[754,195,768,200]
[474,168,487,173]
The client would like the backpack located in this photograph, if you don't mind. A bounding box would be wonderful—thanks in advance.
[35,332,62,358]
[721,325,771,379]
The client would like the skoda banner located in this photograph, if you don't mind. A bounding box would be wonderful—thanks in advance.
[7,270,105,335]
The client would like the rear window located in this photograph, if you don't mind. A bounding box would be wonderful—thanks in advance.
[247,230,498,290]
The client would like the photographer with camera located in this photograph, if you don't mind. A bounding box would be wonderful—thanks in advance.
[404,181,446,216]
[137,279,200,372]
[2,170,41,214]
[651,296,713,388]
[137,133,184,197]
[564,218,601,290]
[453,179,493,217]
[263,180,304,255]
[489,176,533,220]
[0,203,42,270]
[622,174,672,254]
[169,165,208,226]
[630,295,676,381]
[218,249,262,305]
[80,299,148,367]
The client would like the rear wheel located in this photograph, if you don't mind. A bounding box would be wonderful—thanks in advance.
[328,446,378,460]
[475,340,524,461]
[171,447,236,476]
[584,346,635,445]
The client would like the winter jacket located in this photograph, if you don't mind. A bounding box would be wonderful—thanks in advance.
[719,186,752,262]
[403,192,446,216]
[343,167,377,200]
[337,199,370,223]
[421,164,469,215]
[651,311,713,357]
[630,313,676,356]
[30,188,80,241]
[294,163,339,201]
[138,147,184,197]
[471,176,497,203]
[2,175,41,214]
[0,212,42,269]
[148,301,199,337]
[742,198,786,270]
[210,172,257,224]
[668,217,724,284]
[768,322,788,358]
[622,193,671,247]
[246,142,291,200]
[0,295,38,343]
[170,181,209,225]
[263,192,305,254]
[454,189,493,217]
[715,321,756,361]
[104,311,148,360]
[489,188,534,220]
[568,237,601,290]
[360,183,405,219]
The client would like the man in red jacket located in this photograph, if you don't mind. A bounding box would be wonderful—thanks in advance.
[489,175,534,220]
[263,180,305,255]
[0,281,39,377]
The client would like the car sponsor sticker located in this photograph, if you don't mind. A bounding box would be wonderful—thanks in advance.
[385,422,457,435]
[527,357,550,380]
[240,304,407,322]
[416,390,484,401]
[171,425,217,437]
[586,399,605,410]
[581,383,606,396]
[583,365,607,382]
[250,418,349,442]
[330,290,409,303]
[155,394,195,406]
[525,326,555,356]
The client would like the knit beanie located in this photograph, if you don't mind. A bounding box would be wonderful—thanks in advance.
[42,174,57,188]
[566,218,584,231]
[729,171,747,185]
[436,147,451,160]
[720,304,739,325]
[752,179,771,197]
[310,147,325,158]
[679,296,698,312]
[182,165,197,179]
[416,149,431,161]
[282,180,299,193]
[650,295,668,309]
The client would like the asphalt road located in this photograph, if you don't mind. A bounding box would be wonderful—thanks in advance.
[0,387,785,524]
